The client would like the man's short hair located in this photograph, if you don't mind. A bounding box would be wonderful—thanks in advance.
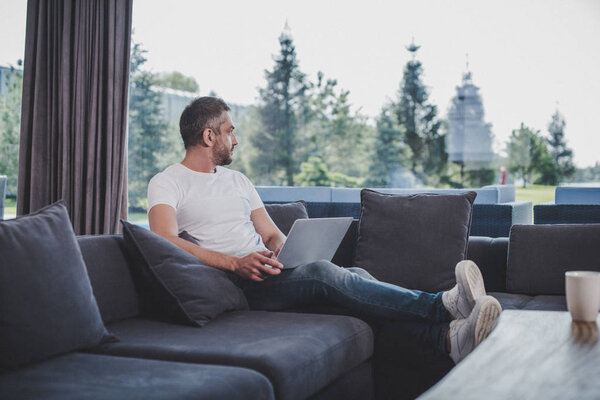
[179,97,231,149]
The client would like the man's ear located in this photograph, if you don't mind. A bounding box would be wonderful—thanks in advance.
[202,128,214,147]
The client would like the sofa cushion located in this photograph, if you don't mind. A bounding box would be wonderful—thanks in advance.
[0,201,111,369]
[507,224,600,295]
[121,221,248,327]
[489,292,566,311]
[265,200,308,235]
[77,235,142,324]
[354,189,476,292]
[92,311,373,400]
[0,352,274,400]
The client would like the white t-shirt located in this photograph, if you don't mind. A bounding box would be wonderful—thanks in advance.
[147,163,268,257]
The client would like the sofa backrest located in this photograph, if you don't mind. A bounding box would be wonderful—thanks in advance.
[506,224,600,295]
[77,235,142,324]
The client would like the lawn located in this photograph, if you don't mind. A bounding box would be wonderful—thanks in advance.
[515,185,555,205]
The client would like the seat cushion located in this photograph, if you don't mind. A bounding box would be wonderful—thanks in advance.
[0,352,274,400]
[489,292,567,311]
[354,189,476,292]
[92,311,373,400]
[0,201,111,369]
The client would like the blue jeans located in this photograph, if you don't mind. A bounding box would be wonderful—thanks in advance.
[229,260,451,354]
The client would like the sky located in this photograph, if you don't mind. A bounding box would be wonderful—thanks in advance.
[2,0,599,167]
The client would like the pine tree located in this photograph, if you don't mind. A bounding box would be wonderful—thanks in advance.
[251,23,307,185]
[127,42,169,209]
[367,104,410,187]
[545,110,576,184]
[393,41,446,184]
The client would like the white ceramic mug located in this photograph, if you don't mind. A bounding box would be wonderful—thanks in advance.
[565,271,600,322]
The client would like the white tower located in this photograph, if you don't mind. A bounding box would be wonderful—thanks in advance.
[446,65,494,169]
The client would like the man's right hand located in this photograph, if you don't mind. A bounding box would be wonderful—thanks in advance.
[232,251,283,282]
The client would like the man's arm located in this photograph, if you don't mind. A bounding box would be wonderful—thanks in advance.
[148,204,282,282]
[250,207,286,256]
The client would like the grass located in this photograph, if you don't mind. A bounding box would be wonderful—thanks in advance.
[4,197,16,216]
[515,185,555,205]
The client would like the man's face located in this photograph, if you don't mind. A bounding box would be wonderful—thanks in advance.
[212,111,238,166]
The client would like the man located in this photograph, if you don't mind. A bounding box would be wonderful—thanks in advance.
[148,97,502,363]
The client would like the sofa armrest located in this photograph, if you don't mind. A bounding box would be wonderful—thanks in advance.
[466,236,509,292]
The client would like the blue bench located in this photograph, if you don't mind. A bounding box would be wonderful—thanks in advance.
[257,186,531,238]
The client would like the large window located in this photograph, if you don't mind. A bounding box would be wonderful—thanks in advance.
[124,0,600,219]
[0,2,27,219]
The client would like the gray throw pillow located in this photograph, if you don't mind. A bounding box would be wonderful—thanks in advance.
[264,201,308,235]
[354,189,477,293]
[507,224,600,295]
[0,201,112,369]
[121,221,249,327]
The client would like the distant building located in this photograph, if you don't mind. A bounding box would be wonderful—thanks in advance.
[156,87,249,125]
[446,71,494,168]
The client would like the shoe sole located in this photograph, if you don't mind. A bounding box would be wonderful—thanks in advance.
[456,260,486,308]
[474,296,502,346]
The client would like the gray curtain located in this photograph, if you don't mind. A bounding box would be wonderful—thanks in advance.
[18,0,133,234]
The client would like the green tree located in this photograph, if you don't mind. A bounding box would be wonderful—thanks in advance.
[155,71,199,93]
[507,123,553,187]
[294,156,363,187]
[250,24,307,185]
[301,72,372,182]
[127,42,169,209]
[0,62,23,196]
[543,110,576,184]
[367,104,411,187]
[394,43,446,183]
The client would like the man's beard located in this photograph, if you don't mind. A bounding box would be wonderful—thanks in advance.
[213,142,233,166]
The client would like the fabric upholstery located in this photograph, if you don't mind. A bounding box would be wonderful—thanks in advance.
[507,224,600,294]
[0,352,274,400]
[264,200,308,235]
[18,0,132,234]
[466,236,509,292]
[121,220,248,326]
[0,201,111,369]
[354,189,476,292]
[92,311,373,400]
[77,235,142,323]
[489,292,566,311]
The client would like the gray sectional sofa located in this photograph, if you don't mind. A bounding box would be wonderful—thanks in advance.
[2,203,598,400]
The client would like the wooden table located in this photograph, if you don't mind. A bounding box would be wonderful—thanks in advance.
[419,310,600,400]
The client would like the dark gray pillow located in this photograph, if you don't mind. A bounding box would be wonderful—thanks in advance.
[265,201,308,235]
[507,224,600,295]
[121,221,249,326]
[354,189,477,293]
[0,201,112,369]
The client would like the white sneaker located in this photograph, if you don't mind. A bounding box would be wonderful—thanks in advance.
[449,295,502,364]
[442,260,487,320]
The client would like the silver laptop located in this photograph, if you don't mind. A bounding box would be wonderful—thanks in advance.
[276,217,353,269]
